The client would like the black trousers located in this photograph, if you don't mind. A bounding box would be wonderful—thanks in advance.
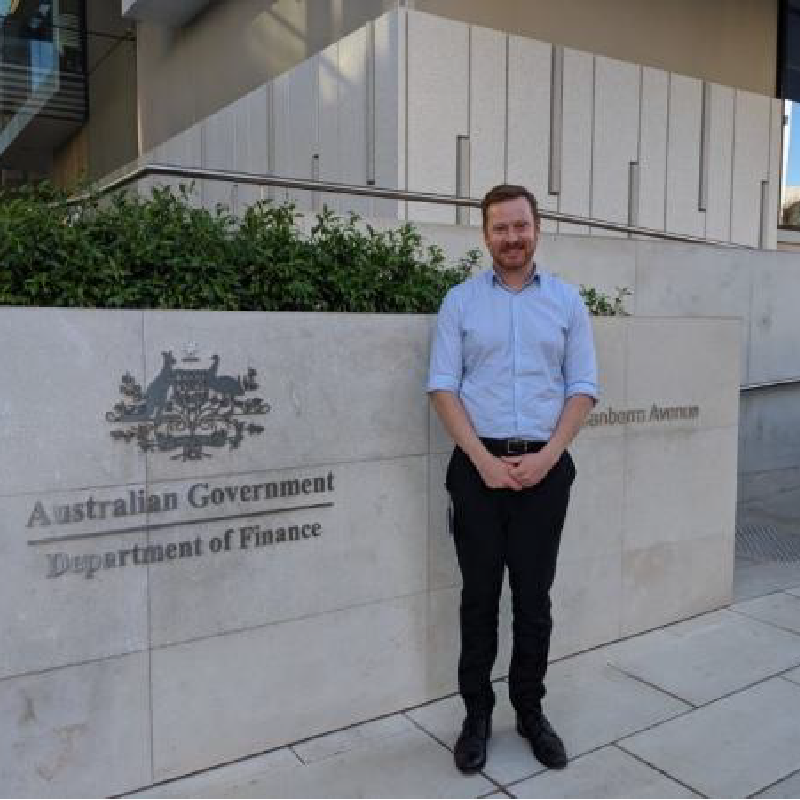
[445,444,575,716]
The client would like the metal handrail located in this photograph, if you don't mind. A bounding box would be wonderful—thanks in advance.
[68,163,750,249]
[740,377,800,392]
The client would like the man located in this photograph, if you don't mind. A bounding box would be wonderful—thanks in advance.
[427,184,597,774]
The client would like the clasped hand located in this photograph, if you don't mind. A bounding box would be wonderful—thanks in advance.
[477,450,558,490]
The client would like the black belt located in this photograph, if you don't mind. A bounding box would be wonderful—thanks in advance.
[480,437,547,456]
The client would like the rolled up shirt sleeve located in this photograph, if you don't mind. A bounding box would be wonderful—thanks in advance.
[564,291,599,402]
[427,288,463,395]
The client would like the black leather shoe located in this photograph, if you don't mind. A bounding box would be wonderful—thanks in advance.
[516,711,568,769]
[454,713,491,773]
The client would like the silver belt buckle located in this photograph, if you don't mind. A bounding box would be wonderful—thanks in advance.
[506,438,527,455]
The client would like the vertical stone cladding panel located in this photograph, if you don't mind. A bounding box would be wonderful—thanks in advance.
[274,54,319,211]
[467,25,507,226]
[373,9,403,220]
[153,122,203,207]
[666,73,706,237]
[558,48,593,235]
[731,89,771,247]
[638,67,668,231]
[201,101,236,212]
[591,56,640,236]
[705,83,735,241]
[506,35,556,231]
[765,97,783,249]
[317,39,342,215]
[406,10,469,224]
[336,26,371,219]
[270,70,291,205]
[233,85,269,211]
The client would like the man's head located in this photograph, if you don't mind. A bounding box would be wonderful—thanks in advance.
[481,184,540,278]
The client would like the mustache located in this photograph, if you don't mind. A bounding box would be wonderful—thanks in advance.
[501,243,526,251]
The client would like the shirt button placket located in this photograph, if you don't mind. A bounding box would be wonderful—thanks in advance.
[511,292,519,435]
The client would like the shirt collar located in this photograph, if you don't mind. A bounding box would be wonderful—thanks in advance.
[489,263,541,291]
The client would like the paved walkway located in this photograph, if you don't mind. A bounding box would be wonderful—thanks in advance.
[126,562,800,799]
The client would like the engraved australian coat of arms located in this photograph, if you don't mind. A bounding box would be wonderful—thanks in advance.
[106,345,270,460]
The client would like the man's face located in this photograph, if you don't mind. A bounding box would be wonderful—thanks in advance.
[483,197,539,275]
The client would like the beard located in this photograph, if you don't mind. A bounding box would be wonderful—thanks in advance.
[494,242,534,272]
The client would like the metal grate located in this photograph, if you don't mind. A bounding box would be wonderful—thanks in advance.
[736,523,800,563]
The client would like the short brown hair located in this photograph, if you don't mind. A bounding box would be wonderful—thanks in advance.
[481,184,540,230]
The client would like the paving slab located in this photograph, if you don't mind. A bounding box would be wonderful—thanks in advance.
[619,677,800,798]
[292,714,416,764]
[755,768,800,798]
[730,592,800,635]
[734,562,800,602]
[541,651,691,761]
[507,745,699,798]
[609,609,800,704]
[407,686,545,787]
[783,665,800,686]
[222,727,492,799]
[127,748,303,798]
[407,651,688,787]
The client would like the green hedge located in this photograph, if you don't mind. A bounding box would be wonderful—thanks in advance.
[0,184,629,314]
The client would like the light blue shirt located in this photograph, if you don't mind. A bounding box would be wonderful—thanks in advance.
[427,266,598,440]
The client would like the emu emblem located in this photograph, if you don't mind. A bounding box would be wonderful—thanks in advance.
[106,349,270,461]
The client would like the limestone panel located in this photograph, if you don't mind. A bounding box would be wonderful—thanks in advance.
[550,553,622,660]
[201,102,236,213]
[269,71,293,206]
[468,25,507,226]
[705,83,735,241]
[151,593,430,780]
[765,98,783,249]
[536,234,637,307]
[623,426,738,551]
[406,10,469,223]
[591,56,639,235]
[666,73,705,237]
[0,652,150,797]
[147,456,428,647]
[638,67,669,231]
[634,240,751,377]
[373,9,403,220]
[506,36,556,230]
[273,56,318,210]
[747,251,800,384]
[428,452,458,591]
[739,385,800,475]
[578,318,626,442]
[233,86,269,211]
[731,89,771,247]
[621,535,733,635]
[0,489,148,679]
[156,122,203,207]
[559,48,593,235]
[141,312,430,482]
[561,436,624,563]
[0,308,145,496]
[625,317,740,431]
[335,26,371,218]
[317,40,342,215]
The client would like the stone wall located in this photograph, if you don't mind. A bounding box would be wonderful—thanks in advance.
[127,7,781,248]
[0,308,738,795]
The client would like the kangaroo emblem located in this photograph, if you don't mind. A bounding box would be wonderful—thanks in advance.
[142,351,176,424]
[108,347,270,461]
